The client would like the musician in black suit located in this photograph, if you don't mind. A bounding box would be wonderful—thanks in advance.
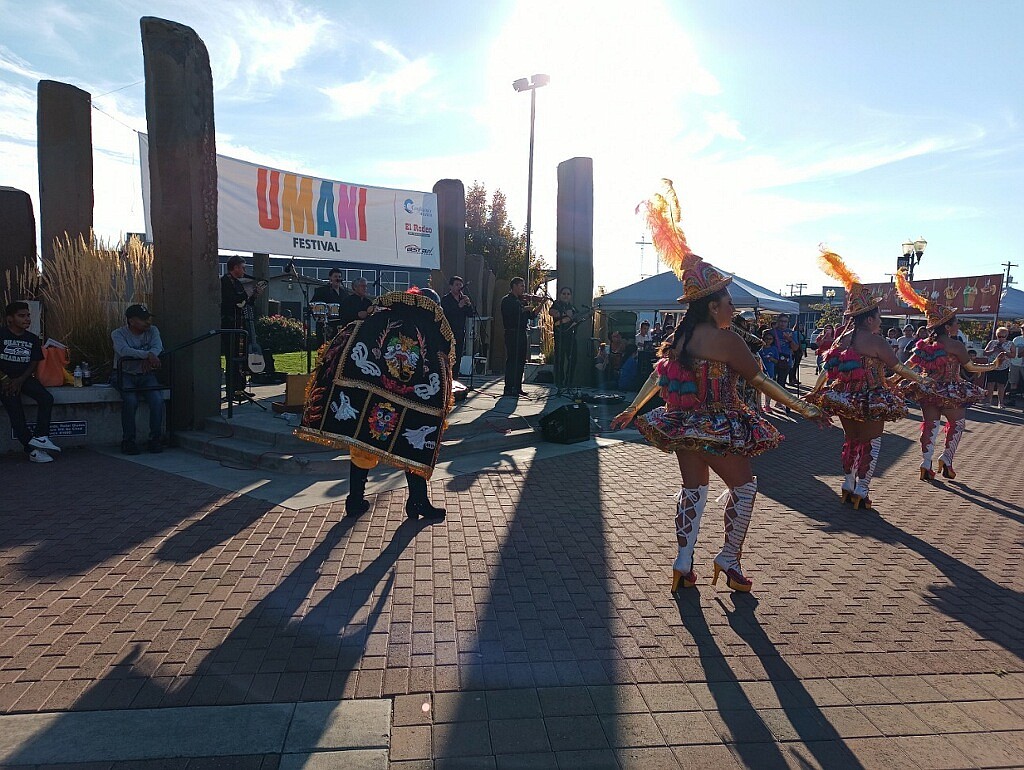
[311,267,350,342]
[500,277,538,396]
[440,275,476,373]
[220,256,253,394]
[548,286,578,390]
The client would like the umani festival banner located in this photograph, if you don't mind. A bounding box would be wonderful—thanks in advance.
[861,273,1003,317]
[139,134,439,269]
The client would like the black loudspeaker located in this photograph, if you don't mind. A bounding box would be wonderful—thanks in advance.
[539,403,591,444]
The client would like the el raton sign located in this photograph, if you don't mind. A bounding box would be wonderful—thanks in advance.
[139,135,439,269]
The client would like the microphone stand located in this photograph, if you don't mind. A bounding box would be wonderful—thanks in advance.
[286,260,314,374]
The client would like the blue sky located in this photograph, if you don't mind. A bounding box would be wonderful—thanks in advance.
[1,0,1021,295]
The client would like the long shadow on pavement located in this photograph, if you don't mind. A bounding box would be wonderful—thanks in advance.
[4,512,426,764]
[677,591,864,770]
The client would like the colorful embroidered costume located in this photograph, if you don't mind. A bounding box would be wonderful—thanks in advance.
[636,357,782,456]
[808,346,907,422]
[902,339,985,409]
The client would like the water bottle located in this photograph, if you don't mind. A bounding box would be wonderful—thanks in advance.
[81,361,92,387]
[73,365,83,388]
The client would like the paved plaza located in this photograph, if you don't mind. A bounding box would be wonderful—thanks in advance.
[1,400,1023,768]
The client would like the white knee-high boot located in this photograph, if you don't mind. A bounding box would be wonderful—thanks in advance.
[672,485,708,590]
[713,478,757,591]
[920,420,940,474]
[854,437,881,504]
[939,418,966,477]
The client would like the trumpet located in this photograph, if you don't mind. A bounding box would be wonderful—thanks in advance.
[731,321,764,350]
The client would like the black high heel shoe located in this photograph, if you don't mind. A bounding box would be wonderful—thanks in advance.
[406,500,446,521]
[345,498,370,518]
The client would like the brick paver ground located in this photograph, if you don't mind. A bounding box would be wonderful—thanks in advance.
[1,403,1023,768]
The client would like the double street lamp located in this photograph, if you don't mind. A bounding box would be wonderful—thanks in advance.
[898,238,928,282]
[512,73,550,291]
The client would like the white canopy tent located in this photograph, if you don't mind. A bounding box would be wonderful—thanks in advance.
[593,270,800,314]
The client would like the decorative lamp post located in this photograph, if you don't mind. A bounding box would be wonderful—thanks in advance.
[899,238,927,282]
[512,73,550,291]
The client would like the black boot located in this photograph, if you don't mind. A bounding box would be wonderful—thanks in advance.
[405,473,445,520]
[346,463,370,518]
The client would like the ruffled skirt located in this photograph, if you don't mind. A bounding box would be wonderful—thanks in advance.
[903,380,985,409]
[636,405,783,457]
[807,385,907,422]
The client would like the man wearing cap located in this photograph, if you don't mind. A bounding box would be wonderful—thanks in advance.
[112,304,165,454]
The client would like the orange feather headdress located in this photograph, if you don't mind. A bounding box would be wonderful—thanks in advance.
[895,269,957,328]
[815,247,880,318]
[637,179,731,303]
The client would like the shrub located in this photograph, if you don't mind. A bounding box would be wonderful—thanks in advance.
[256,314,305,353]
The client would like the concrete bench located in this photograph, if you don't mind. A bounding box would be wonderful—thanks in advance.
[1,384,170,453]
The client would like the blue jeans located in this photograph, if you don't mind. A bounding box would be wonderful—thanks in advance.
[118,372,164,441]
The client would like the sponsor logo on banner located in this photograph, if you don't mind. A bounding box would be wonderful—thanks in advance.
[404,223,433,237]
[405,245,434,255]
[403,198,434,217]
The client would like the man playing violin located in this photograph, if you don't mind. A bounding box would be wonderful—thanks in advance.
[440,275,476,374]
[500,277,539,396]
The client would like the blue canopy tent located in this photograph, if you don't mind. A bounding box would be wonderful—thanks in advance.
[593,270,799,314]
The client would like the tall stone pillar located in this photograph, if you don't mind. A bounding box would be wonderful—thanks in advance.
[141,17,220,431]
[37,81,93,265]
[0,187,37,291]
[555,157,595,386]
[433,179,465,280]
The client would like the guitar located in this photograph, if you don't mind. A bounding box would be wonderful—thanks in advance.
[237,278,268,374]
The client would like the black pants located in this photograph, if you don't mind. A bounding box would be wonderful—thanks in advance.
[789,352,802,385]
[221,315,247,391]
[453,334,466,378]
[773,360,791,389]
[349,462,429,506]
[504,331,527,394]
[553,332,577,389]
[1,377,53,451]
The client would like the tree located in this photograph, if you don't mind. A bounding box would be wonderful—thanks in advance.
[809,302,843,330]
[465,182,548,289]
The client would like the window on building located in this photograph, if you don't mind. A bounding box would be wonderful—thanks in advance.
[379,270,411,295]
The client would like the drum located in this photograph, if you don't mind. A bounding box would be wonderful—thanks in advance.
[327,303,341,319]
[310,302,329,320]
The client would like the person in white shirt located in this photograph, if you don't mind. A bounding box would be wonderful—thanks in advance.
[895,324,916,363]
[983,327,1014,409]
[1007,325,1023,403]
[635,320,653,350]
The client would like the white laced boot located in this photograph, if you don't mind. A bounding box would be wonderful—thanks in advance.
[713,478,757,592]
[853,437,881,509]
[671,485,708,591]
[939,418,965,478]
[920,420,940,479]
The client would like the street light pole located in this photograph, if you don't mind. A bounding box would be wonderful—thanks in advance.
[513,74,550,291]
[899,238,928,282]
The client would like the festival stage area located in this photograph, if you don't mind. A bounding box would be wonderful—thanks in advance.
[1,398,1022,767]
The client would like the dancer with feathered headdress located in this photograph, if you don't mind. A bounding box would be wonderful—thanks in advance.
[807,250,931,509]
[895,270,1005,481]
[611,179,826,594]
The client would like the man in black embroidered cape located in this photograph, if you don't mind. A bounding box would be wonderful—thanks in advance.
[296,288,454,520]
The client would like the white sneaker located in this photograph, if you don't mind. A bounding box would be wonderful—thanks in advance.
[29,449,54,463]
[29,436,61,453]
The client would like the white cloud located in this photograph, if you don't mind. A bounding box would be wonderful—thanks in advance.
[320,54,435,121]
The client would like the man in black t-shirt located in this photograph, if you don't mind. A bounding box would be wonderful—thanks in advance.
[311,267,350,342]
[340,277,375,324]
[1,302,61,462]
[220,256,255,393]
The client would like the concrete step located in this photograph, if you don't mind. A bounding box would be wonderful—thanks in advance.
[176,431,350,475]
[177,423,541,475]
